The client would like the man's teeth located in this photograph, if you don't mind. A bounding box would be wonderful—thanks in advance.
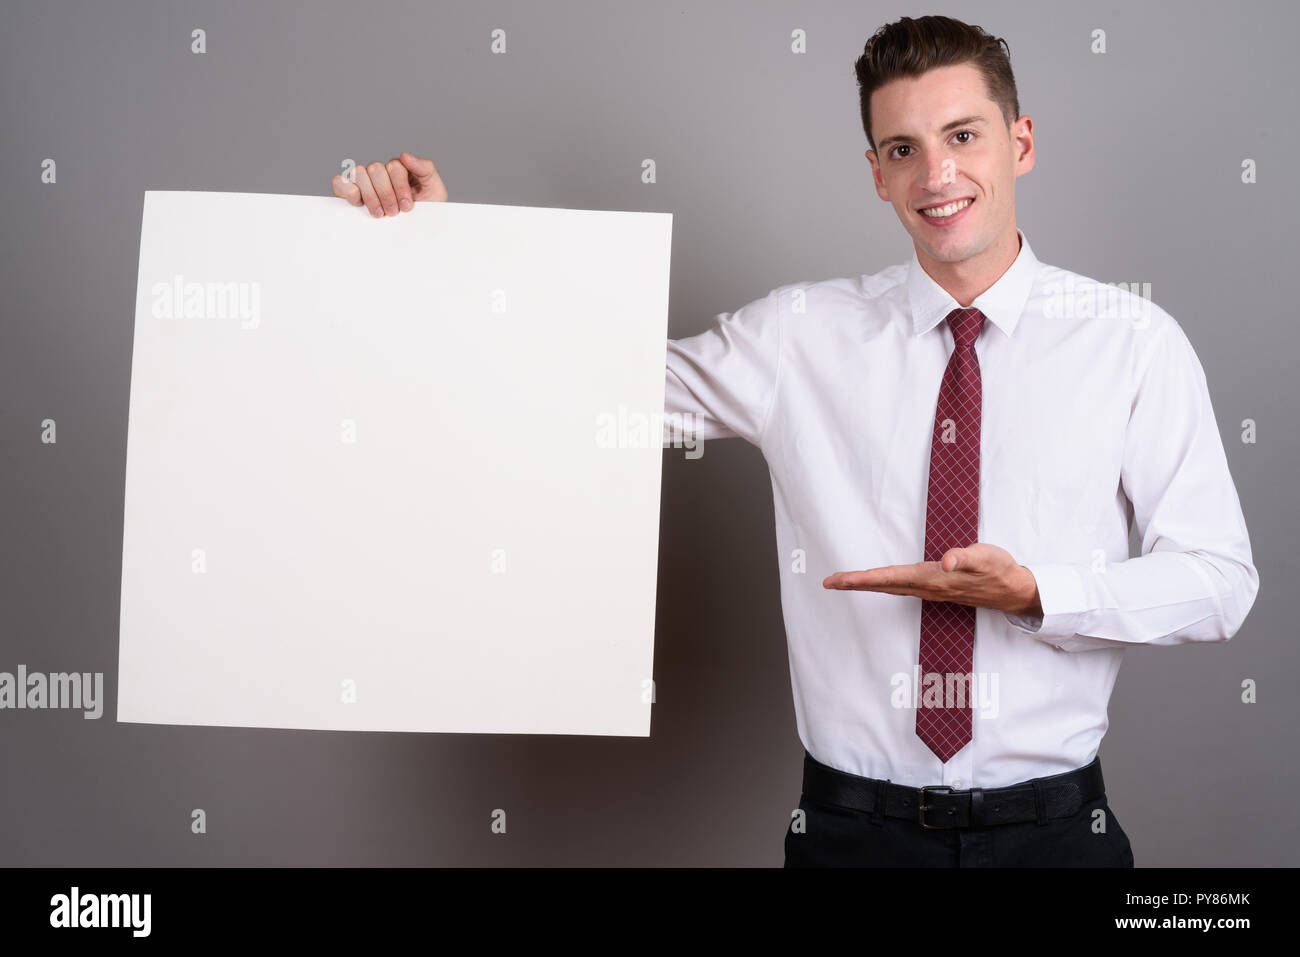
[920,198,973,218]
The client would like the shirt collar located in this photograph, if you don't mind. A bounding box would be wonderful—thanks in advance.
[906,228,1039,338]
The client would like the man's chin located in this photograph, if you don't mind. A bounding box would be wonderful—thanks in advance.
[913,233,975,264]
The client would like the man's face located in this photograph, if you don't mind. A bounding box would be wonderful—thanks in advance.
[866,62,1032,265]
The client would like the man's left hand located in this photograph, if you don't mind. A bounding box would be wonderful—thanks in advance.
[822,543,1043,617]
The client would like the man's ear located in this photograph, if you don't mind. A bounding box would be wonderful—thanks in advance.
[1011,115,1035,177]
[865,149,890,202]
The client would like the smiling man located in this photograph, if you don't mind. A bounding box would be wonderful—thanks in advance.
[332,14,1258,869]
[660,14,1258,867]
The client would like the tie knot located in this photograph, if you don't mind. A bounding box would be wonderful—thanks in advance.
[946,307,986,350]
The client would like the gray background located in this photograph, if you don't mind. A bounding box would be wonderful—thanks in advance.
[1,0,1295,866]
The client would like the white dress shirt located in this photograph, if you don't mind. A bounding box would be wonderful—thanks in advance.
[662,228,1259,789]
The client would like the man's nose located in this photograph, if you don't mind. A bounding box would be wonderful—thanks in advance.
[924,151,956,192]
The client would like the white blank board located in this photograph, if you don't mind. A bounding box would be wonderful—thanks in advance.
[118,190,672,736]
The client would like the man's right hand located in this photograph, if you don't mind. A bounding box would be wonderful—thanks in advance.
[331,152,448,217]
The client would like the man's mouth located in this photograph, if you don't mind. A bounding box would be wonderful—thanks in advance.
[917,197,975,224]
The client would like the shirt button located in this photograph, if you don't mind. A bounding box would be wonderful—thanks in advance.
[952,778,963,788]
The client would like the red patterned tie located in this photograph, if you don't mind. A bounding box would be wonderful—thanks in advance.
[915,307,986,763]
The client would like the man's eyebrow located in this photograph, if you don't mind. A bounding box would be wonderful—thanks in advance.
[876,115,989,152]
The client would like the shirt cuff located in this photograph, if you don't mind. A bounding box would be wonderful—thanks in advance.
[1003,562,1094,643]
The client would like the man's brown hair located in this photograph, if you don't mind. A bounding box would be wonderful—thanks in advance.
[854,15,1020,154]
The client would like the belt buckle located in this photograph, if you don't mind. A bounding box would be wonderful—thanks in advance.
[918,785,955,829]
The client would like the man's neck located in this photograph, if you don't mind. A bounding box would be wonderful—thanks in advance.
[916,226,1022,308]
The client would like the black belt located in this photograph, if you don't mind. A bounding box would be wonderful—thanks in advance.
[801,751,1106,829]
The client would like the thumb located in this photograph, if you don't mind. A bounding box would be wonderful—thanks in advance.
[398,152,447,201]
[941,547,967,572]
[399,151,435,183]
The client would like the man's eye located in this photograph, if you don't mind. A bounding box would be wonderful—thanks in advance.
[891,146,911,159]
[954,130,974,144]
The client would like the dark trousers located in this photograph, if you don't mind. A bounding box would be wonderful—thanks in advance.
[784,755,1136,867]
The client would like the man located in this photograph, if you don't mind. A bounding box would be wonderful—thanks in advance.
[331,14,1258,867]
